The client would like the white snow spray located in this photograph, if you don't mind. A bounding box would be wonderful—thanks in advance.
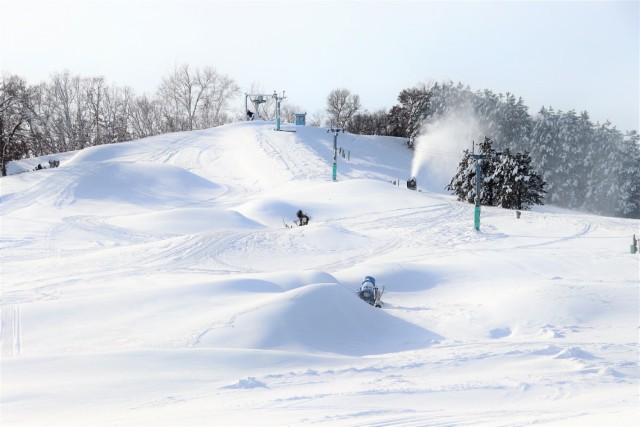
[410,108,483,194]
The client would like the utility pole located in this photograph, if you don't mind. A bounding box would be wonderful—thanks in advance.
[327,126,344,181]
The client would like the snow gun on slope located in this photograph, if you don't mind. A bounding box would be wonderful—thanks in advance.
[407,177,417,190]
[357,276,384,308]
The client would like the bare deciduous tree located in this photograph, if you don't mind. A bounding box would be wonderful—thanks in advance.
[3,65,238,171]
[159,64,239,131]
[280,102,303,124]
[308,109,326,127]
[0,74,31,175]
[199,72,238,127]
[326,88,361,129]
[129,94,163,138]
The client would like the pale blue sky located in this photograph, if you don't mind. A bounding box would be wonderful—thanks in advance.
[1,0,638,131]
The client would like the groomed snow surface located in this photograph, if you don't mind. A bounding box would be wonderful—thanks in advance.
[2,122,638,426]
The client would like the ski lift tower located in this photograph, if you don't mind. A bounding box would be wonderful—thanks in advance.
[245,93,270,120]
[244,91,286,131]
[273,90,286,131]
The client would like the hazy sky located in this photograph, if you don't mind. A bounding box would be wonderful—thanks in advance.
[1,0,638,131]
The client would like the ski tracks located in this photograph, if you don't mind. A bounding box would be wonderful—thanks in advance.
[1,304,21,357]
[131,230,263,274]
[510,216,597,250]
[255,127,329,181]
[320,202,472,268]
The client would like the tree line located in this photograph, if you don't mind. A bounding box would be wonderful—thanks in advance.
[2,70,638,218]
[1,65,239,176]
[335,82,639,219]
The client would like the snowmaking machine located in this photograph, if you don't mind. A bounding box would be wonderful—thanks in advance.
[357,276,384,308]
[407,177,417,190]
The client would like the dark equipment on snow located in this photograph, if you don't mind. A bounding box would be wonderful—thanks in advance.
[407,177,417,190]
[296,209,309,226]
[357,276,384,308]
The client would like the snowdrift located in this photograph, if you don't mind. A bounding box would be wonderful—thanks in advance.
[197,282,440,356]
[71,161,222,207]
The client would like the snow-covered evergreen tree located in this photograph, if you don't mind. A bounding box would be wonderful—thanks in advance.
[496,149,546,210]
[448,138,546,211]
[585,124,640,218]
[446,149,476,203]
[478,137,501,206]
[615,130,640,218]
[498,94,532,151]
[528,107,560,202]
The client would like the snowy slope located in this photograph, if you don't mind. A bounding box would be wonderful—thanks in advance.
[1,121,638,426]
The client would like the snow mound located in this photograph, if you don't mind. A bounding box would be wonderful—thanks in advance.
[233,271,339,292]
[553,346,598,360]
[205,271,340,294]
[65,139,155,164]
[108,207,263,235]
[70,162,222,207]
[222,377,268,389]
[197,282,440,356]
[235,198,302,227]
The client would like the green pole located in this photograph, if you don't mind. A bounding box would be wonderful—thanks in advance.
[328,127,342,181]
[275,95,281,131]
[472,153,483,231]
[332,133,338,181]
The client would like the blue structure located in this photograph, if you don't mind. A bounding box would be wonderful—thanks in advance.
[294,113,306,126]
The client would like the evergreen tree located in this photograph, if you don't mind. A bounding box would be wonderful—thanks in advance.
[614,131,640,218]
[496,149,546,210]
[498,94,532,151]
[478,137,501,206]
[528,107,560,202]
[446,149,476,203]
[448,138,546,211]
[574,111,596,205]
[587,123,640,217]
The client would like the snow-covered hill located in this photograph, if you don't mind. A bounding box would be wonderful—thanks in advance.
[1,121,638,426]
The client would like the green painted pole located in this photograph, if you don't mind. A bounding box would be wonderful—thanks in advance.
[275,95,281,131]
[473,153,483,231]
[332,133,338,181]
[328,127,343,181]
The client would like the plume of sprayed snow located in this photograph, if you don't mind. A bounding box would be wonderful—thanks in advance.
[410,108,483,194]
